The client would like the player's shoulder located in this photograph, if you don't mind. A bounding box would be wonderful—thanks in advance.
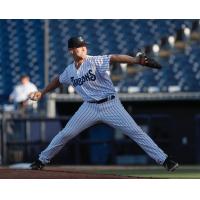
[87,55,104,59]
[63,63,74,72]
[86,55,95,61]
[86,55,110,62]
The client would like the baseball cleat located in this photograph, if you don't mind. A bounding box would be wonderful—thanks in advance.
[30,159,45,170]
[163,157,179,172]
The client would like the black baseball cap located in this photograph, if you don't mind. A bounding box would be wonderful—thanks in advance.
[68,36,88,49]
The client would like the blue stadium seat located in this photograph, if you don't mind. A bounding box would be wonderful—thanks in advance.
[0,20,44,103]
[0,19,199,104]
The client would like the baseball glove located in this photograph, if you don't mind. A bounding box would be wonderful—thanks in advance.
[137,52,162,69]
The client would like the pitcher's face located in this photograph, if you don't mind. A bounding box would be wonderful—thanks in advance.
[69,46,87,60]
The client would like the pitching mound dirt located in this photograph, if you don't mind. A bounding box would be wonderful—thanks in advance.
[0,167,133,179]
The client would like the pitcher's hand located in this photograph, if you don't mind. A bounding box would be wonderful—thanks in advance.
[29,91,43,101]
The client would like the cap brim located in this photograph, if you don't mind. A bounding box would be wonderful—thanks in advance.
[68,42,89,49]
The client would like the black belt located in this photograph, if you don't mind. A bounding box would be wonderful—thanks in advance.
[88,95,115,104]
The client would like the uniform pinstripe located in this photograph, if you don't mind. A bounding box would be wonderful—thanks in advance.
[39,55,167,165]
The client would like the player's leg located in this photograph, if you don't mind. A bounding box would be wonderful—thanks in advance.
[37,102,98,165]
[100,98,167,165]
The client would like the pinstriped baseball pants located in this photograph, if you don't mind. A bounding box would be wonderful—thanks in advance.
[39,97,167,165]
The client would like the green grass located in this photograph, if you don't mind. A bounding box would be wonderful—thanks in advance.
[93,166,200,178]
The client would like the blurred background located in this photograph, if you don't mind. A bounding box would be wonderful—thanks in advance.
[0,19,200,166]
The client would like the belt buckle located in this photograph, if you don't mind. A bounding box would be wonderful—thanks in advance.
[109,95,114,101]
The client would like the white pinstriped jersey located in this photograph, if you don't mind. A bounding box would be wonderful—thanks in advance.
[59,55,116,101]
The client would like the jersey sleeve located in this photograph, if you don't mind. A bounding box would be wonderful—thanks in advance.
[92,55,111,73]
[59,68,70,85]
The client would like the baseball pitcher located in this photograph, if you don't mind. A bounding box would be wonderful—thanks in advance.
[29,36,178,171]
